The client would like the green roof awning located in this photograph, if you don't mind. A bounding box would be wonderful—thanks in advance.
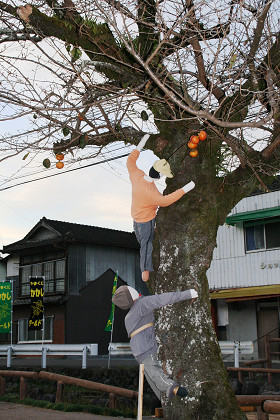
[226,206,280,226]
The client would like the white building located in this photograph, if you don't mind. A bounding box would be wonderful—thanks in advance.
[207,179,280,360]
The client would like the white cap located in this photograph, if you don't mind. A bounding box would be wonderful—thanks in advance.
[127,286,140,301]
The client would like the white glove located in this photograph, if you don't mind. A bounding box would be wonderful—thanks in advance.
[136,134,150,151]
[189,289,198,299]
[182,181,195,194]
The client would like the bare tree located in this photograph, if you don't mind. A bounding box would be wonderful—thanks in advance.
[0,0,279,418]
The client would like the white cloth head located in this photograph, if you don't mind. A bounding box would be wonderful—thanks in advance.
[127,286,139,301]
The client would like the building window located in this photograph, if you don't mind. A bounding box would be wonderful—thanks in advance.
[18,317,53,342]
[19,250,65,296]
[245,218,280,252]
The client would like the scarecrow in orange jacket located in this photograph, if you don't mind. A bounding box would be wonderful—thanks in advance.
[127,135,195,282]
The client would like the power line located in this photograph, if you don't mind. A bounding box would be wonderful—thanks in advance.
[0,152,130,192]
[0,143,134,186]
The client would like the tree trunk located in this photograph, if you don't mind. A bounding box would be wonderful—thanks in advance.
[150,130,247,419]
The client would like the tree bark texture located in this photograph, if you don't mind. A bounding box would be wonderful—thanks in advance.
[149,127,252,419]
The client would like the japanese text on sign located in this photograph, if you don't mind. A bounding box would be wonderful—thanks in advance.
[29,277,44,331]
[0,282,12,333]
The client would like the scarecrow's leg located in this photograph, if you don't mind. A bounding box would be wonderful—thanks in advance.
[133,218,155,281]
[142,353,183,399]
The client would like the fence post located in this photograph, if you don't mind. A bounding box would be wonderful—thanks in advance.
[234,342,239,368]
[20,377,27,399]
[109,392,117,409]
[257,406,269,420]
[82,346,87,370]
[238,371,243,383]
[265,335,271,367]
[7,346,12,368]
[42,347,47,369]
[137,364,144,420]
[0,377,6,395]
[56,380,64,403]
[265,335,272,383]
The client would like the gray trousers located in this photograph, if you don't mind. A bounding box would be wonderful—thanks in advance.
[142,353,178,400]
[133,218,156,272]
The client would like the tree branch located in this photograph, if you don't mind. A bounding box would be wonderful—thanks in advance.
[0,31,41,43]
[139,52,275,128]
[188,37,225,102]
[53,126,145,152]
[216,39,280,125]
[14,3,129,71]
[247,1,272,92]
[262,112,280,160]
[261,135,280,159]
[0,0,17,15]
[137,0,157,60]
[104,0,135,21]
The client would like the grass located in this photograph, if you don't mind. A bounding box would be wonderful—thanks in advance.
[0,393,136,418]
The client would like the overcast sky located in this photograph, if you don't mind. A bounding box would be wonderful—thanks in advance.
[0,145,163,254]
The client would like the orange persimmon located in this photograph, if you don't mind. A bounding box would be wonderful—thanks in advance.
[188,141,197,149]
[56,161,64,169]
[198,131,207,140]
[190,135,199,144]
[190,150,198,157]
[56,153,64,161]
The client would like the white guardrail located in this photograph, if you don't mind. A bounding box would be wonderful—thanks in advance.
[219,341,254,367]
[0,340,253,369]
[0,343,98,369]
[108,342,133,355]
[109,341,254,368]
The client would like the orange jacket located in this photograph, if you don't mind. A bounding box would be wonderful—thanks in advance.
[127,150,185,223]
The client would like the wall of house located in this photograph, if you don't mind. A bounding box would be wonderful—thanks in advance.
[214,299,259,360]
[6,256,19,277]
[227,300,258,359]
[65,270,129,354]
[207,190,280,290]
[67,243,143,295]
[85,243,141,289]
[219,298,280,361]
[27,226,58,241]
[51,305,65,344]
[0,303,65,344]
[67,244,87,294]
[0,259,6,282]
[207,190,280,361]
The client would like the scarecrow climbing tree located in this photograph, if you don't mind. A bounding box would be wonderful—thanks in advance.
[0,0,280,418]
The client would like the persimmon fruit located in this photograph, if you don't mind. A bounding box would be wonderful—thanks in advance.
[199,130,207,140]
[188,141,197,149]
[56,153,64,161]
[190,150,198,157]
[56,161,64,169]
[190,135,199,144]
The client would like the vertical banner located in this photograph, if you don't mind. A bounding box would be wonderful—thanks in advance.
[0,281,11,333]
[29,276,44,331]
[104,272,118,332]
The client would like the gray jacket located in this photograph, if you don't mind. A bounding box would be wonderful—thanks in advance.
[125,290,193,363]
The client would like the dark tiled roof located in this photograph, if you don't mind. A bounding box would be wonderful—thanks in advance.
[3,217,139,252]
[46,218,139,248]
